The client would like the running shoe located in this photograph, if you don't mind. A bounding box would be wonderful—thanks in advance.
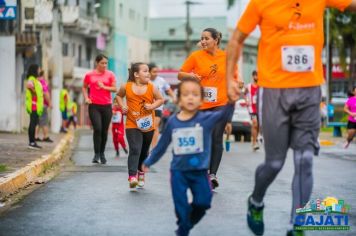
[343,141,351,149]
[115,150,120,158]
[123,147,128,154]
[28,142,42,150]
[100,153,107,164]
[35,138,42,142]
[253,143,260,151]
[247,195,264,235]
[286,228,305,236]
[137,171,145,188]
[92,154,100,163]
[128,176,138,189]
[210,174,219,189]
[42,137,53,143]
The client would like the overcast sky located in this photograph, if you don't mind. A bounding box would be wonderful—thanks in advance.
[149,0,227,18]
[149,0,259,36]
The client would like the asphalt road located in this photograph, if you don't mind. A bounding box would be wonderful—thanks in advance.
[0,130,355,236]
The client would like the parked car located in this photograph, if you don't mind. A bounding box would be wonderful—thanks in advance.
[330,92,348,105]
[159,100,178,132]
[231,99,252,142]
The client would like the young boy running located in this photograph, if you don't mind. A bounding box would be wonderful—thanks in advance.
[142,78,233,236]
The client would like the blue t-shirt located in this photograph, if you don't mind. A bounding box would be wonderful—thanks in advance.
[144,104,234,171]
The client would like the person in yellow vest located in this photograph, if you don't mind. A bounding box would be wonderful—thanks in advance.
[26,64,44,149]
[60,88,70,133]
[67,100,78,129]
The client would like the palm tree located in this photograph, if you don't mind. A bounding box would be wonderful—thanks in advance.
[227,1,356,93]
[328,10,356,94]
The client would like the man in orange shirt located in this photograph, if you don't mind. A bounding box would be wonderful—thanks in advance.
[226,1,356,235]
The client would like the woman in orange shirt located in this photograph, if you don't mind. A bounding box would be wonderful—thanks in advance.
[178,28,230,189]
[116,63,164,190]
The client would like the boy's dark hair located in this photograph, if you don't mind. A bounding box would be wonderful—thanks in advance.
[177,78,204,100]
[27,64,39,78]
[203,28,222,46]
[128,62,146,82]
[252,70,257,76]
[148,63,158,72]
[95,54,108,64]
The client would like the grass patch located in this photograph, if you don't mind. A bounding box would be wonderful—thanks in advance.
[321,127,333,133]
[0,164,7,173]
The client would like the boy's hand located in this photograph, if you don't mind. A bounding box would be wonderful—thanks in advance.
[141,164,149,173]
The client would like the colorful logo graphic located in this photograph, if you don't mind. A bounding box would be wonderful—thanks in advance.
[294,197,351,231]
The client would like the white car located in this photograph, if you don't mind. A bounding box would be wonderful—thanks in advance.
[231,99,252,142]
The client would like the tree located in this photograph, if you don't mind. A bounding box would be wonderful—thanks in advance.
[327,10,356,93]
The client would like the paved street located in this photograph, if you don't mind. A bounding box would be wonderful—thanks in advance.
[0,130,355,236]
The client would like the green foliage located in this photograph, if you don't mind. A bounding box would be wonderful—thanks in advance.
[227,0,235,9]
[0,164,7,173]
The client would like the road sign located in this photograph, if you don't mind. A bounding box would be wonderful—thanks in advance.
[0,0,17,20]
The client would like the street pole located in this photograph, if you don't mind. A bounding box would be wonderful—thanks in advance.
[325,8,330,125]
[51,0,63,133]
[184,1,201,57]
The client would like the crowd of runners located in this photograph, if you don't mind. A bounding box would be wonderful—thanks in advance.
[24,0,356,235]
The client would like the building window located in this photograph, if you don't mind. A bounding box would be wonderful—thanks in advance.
[119,3,123,18]
[87,2,92,16]
[62,43,69,56]
[72,43,76,57]
[86,46,92,65]
[144,16,148,31]
[169,28,176,36]
[129,9,135,20]
[78,45,82,67]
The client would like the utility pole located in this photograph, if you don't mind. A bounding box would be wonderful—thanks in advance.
[184,1,201,56]
[51,0,63,133]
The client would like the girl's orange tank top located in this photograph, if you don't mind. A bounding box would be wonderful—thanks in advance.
[125,82,155,132]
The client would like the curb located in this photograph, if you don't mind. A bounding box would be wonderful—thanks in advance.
[0,131,74,200]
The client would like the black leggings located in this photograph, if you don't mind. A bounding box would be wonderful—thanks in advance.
[28,112,39,144]
[88,104,112,154]
[126,129,154,176]
[206,105,229,175]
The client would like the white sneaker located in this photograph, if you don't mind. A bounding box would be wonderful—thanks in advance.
[253,143,260,151]
[343,141,351,149]
[137,172,145,188]
[210,174,219,189]
[128,176,138,189]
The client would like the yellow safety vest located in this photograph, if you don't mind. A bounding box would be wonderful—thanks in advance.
[60,89,69,112]
[25,76,44,115]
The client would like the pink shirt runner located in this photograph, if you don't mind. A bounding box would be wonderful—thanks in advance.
[84,70,116,105]
[38,77,49,107]
[346,96,356,123]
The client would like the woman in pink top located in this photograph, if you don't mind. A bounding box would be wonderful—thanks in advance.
[82,54,117,164]
[344,86,356,148]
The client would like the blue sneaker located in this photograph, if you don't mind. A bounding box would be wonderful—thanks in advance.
[247,196,264,235]
[287,228,305,236]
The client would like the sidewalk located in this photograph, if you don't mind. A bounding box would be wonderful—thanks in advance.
[0,131,73,200]
[0,132,64,177]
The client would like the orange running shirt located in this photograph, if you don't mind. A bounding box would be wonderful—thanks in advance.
[237,0,352,88]
[180,49,228,110]
[125,82,156,132]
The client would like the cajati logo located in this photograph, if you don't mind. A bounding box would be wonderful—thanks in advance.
[294,197,351,231]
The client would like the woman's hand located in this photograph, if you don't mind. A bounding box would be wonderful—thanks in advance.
[144,103,154,110]
[190,73,201,81]
[121,105,128,114]
[85,97,92,104]
[97,81,105,89]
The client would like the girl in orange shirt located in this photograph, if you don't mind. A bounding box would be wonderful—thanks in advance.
[178,28,230,189]
[116,63,164,190]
